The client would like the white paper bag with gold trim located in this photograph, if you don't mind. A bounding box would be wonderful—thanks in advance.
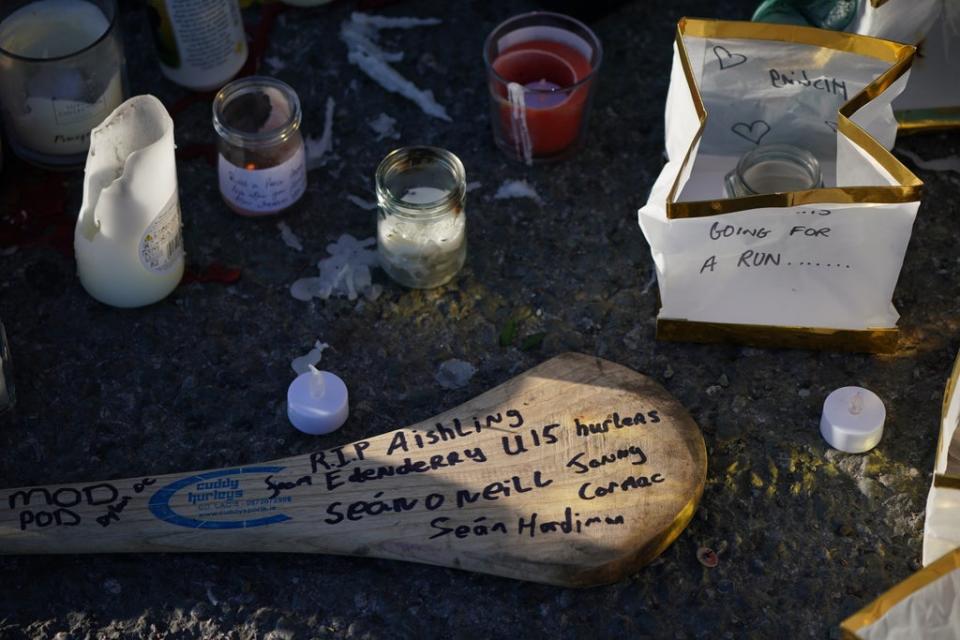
[923,350,960,566]
[638,19,922,352]
[840,548,960,639]
[849,0,960,132]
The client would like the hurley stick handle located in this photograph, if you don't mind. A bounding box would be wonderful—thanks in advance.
[0,354,707,587]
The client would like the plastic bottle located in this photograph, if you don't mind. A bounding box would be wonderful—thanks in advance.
[146,0,248,92]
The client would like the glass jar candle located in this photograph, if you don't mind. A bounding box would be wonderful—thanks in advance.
[376,147,467,289]
[213,76,307,217]
[483,11,602,164]
[724,144,823,197]
[0,0,127,168]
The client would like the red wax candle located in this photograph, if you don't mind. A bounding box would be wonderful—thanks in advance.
[491,39,594,157]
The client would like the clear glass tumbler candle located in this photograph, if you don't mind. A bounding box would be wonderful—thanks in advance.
[724,144,823,197]
[0,0,126,167]
[376,147,467,289]
[213,76,307,217]
[483,11,602,164]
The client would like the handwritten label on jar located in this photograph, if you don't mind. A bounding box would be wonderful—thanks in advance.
[218,146,307,215]
[139,192,184,273]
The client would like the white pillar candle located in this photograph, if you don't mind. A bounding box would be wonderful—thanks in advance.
[820,386,886,453]
[287,366,349,435]
[0,0,124,158]
[75,95,184,308]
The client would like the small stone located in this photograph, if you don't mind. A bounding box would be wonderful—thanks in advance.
[718,374,729,387]
[624,325,644,350]
[435,359,477,390]
[857,477,884,502]
[696,546,719,568]
[706,384,722,396]
[664,366,675,380]
[798,388,811,398]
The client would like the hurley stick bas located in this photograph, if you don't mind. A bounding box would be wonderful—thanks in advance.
[0,353,707,588]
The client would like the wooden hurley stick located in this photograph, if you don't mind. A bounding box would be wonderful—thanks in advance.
[0,353,706,587]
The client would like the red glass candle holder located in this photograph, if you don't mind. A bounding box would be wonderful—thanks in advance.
[484,11,602,164]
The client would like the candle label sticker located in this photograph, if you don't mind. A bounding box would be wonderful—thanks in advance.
[163,0,246,72]
[16,74,124,156]
[149,467,293,529]
[218,146,307,214]
[139,192,184,273]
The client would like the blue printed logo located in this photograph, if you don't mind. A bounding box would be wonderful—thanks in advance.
[149,467,292,529]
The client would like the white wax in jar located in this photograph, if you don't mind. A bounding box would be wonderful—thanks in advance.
[0,0,123,157]
[377,185,466,288]
[379,189,465,259]
[742,159,816,193]
[401,186,448,204]
[0,0,108,58]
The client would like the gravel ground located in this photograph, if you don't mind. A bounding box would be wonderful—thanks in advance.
[2,0,959,638]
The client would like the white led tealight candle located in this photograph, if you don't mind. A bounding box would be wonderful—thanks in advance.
[820,386,885,453]
[287,365,349,435]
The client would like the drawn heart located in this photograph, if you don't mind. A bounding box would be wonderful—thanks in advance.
[731,120,771,145]
[713,45,747,70]
[824,120,838,133]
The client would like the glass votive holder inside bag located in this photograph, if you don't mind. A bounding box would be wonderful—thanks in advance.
[724,144,823,197]
[376,147,467,289]
[0,0,126,168]
[213,76,307,217]
[483,11,602,164]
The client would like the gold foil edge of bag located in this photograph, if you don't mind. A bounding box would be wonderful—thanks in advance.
[931,350,960,488]
[896,107,960,135]
[656,318,899,354]
[839,548,960,638]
